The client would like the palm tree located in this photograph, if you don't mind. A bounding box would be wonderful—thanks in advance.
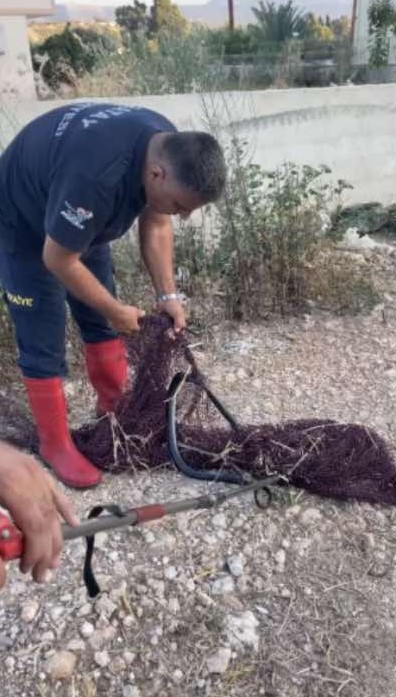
[251,0,307,42]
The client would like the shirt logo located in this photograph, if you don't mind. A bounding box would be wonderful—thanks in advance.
[60,201,93,230]
[6,292,34,308]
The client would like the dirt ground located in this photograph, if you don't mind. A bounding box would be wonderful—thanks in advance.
[1,246,396,697]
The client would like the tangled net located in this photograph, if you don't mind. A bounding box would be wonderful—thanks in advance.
[2,315,396,505]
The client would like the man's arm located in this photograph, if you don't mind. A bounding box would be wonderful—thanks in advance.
[138,209,186,332]
[43,237,145,333]
[0,441,78,588]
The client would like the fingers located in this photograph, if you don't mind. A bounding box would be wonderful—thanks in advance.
[174,311,186,334]
[50,480,79,527]
[0,559,6,590]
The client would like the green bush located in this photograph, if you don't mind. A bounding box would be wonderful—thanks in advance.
[32,24,118,90]
[173,140,380,321]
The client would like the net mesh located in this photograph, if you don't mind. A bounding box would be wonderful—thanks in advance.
[2,315,396,505]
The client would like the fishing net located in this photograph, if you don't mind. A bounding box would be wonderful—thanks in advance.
[2,315,396,505]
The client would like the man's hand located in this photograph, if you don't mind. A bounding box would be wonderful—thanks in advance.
[108,304,146,334]
[0,442,78,587]
[156,298,186,334]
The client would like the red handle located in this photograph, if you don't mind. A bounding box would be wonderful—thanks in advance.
[0,513,23,561]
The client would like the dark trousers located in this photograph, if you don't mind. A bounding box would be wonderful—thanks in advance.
[0,244,117,378]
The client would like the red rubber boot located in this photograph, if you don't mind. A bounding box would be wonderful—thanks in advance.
[84,338,128,415]
[24,377,102,489]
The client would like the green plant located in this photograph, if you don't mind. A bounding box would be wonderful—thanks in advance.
[251,0,307,42]
[32,24,118,89]
[368,0,396,67]
[174,134,374,321]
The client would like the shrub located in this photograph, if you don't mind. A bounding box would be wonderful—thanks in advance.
[32,24,118,90]
[173,139,380,321]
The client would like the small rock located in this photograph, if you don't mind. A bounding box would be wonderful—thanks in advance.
[300,508,322,525]
[211,576,235,595]
[94,532,108,550]
[225,611,260,652]
[95,595,118,619]
[45,651,77,681]
[4,657,15,671]
[77,604,92,618]
[226,554,244,577]
[173,668,184,683]
[168,597,180,614]
[66,639,85,652]
[21,600,40,623]
[89,626,117,650]
[123,651,136,665]
[143,531,155,544]
[80,621,95,638]
[275,549,286,573]
[164,566,178,581]
[94,651,110,668]
[212,513,227,529]
[206,647,232,674]
[122,686,141,697]
[50,606,64,622]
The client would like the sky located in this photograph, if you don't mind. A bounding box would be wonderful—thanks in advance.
[61,0,210,4]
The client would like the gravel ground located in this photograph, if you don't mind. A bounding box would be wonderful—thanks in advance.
[1,247,396,697]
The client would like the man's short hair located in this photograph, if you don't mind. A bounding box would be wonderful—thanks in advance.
[161,131,226,203]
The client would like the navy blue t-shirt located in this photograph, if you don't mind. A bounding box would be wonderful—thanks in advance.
[0,103,176,254]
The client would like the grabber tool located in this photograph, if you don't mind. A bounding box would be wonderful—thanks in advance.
[0,474,283,598]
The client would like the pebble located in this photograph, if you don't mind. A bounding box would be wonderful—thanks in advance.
[164,566,178,581]
[122,686,141,697]
[225,611,260,652]
[80,621,95,638]
[21,601,40,623]
[45,651,77,681]
[275,549,286,573]
[94,651,110,668]
[300,508,322,525]
[89,626,117,650]
[226,554,244,577]
[211,576,235,595]
[212,513,227,529]
[173,668,184,683]
[206,647,232,674]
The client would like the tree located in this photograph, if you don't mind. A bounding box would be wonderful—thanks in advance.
[149,0,188,35]
[251,0,307,42]
[330,16,351,39]
[368,0,396,66]
[115,2,149,34]
[304,13,335,41]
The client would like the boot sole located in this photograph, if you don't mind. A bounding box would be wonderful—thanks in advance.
[39,457,103,490]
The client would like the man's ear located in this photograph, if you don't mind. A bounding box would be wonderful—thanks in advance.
[150,163,166,181]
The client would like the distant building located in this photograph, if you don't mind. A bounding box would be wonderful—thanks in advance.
[352,0,396,68]
[0,1,54,99]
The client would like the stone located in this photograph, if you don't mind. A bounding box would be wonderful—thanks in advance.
[164,566,178,581]
[206,647,232,674]
[300,508,322,525]
[89,626,117,650]
[226,554,244,577]
[80,621,95,638]
[45,651,77,681]
[21,600,40,623]
[122,686,141,697]
[94,651,110,668]
[225,611,260,652]
[211,576,235,595]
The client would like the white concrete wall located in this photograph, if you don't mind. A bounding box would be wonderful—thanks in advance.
[0,15,36,100]
[353,0,396,65]
[4,85,396,205]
